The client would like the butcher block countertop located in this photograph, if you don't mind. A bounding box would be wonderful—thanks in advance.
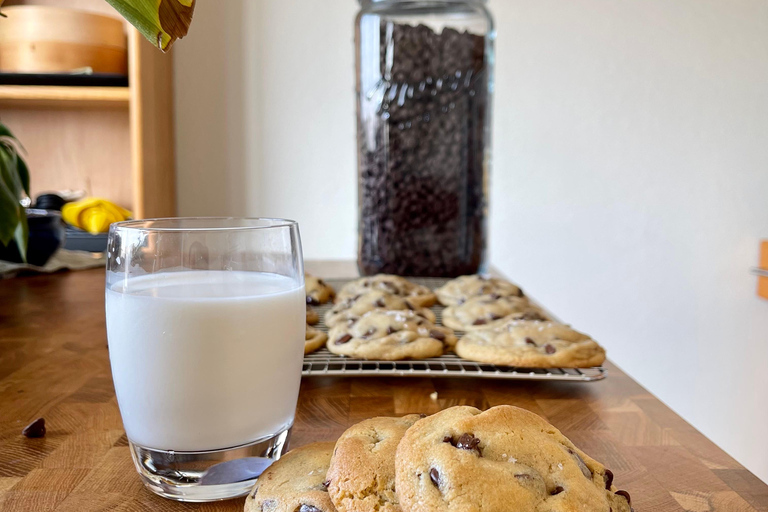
[1,263,766,511]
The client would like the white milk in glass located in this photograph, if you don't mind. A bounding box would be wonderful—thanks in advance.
[105,270,305,452]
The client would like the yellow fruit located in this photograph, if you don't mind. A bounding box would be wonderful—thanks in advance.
[62,198,132,234]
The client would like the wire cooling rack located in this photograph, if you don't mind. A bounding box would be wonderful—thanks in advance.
[302,277,607,382]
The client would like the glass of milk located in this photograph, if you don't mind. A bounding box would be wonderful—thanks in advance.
[105,218,305,502]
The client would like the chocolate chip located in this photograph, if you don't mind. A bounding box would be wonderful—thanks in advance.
[518,289,526,298]
[374,299,386,308]
[298,505,323,512]
[419,413,428,418]
[362,328,376,338]
[306,296,319,306]
[472,318,487,326]
[429,467,440,486]
[604,469,614,490]
[405,301,415,311]
[455,433,481,455]
[544,344,556,354]
[335,334,352,345]
[615,490,631,505]
[489,293,501,300]
[525,337,537,346]
[519,312,546,321]
[551,486,564,495]
[442,435,453,443]
[569,449,592,478]
[22,418,45,438]
[387,326,398,335]
[347,319,357,327]
[322,480,330,489]
[488,313,502,321]
[429,330,446,341]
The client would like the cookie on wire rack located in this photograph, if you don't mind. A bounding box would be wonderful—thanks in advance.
[455,320,606,368]
[441,295,550,331]
[327,310,455,360]
[395,406,632,512]
[326,415,422,512]
[335,274,437,308]
[435,274,524,306]
[306,273,335,305]
[325,290,436,328]
[306,305,319,326]
[305,325,328,355]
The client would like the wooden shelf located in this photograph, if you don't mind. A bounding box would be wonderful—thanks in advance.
[0,85,130,108]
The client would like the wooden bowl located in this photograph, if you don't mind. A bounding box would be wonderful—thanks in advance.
[0,5,127,74]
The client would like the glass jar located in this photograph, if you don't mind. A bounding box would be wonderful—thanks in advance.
[356,0,494,277]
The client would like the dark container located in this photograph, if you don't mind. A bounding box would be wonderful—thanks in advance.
[0,209,66,266]
[356,0,494,277]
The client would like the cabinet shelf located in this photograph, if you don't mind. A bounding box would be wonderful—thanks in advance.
[0,85,130,108]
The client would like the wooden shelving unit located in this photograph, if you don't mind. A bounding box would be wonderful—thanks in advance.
[0,85,131,108]
[0,0,176,219]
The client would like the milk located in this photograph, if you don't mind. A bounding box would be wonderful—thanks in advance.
[106,271,305,452]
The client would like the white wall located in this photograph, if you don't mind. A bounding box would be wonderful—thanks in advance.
[175,0,768,482]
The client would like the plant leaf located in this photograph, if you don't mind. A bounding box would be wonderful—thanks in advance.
[105,0,196,52]
[0,160,22,247]
[16,152,30,197]
[13,209,28,262]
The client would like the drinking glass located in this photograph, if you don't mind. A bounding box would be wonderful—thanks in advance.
[105,218,305,502]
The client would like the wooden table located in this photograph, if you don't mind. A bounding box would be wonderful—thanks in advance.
[1,266,767,511]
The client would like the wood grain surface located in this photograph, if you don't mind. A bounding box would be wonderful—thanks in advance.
[1,267,767,511]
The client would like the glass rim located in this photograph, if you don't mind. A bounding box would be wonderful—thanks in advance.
[110,217,299,233]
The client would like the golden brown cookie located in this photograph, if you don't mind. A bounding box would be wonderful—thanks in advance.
[306,274,335,305]
[245,442,336,512]
[307,305,319,326]
[435,275,524,306]
[324,290,436,328]
[336,275,436,308]
[327,310,455,360]
[456,321,606,368]
[327,415,422,512]
[305,325,328,355]
[441,296,550,331]
[395,406,632,512]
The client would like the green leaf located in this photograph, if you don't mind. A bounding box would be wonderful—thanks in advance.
[13,209,28,263]
[105,0,196,52]
[16,152,29,197]
[0,163,22,247]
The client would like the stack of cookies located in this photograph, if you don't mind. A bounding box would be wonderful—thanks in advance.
[244,405,633,512]
[435,275,607,368]
[305,274,334,354]
[303,273,606,369]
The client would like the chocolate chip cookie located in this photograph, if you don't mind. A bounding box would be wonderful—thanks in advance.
[307,306,319,326]
[325,290,436,328]
[327,415,422,512]
[456,321,606,368]
[435,275,524,306]
[336,275,437,308]
[306,274,335,306]
[245,442,336,512]
[441,296,550,331]
[327,310,455,360]
[395,406,632,512]
[305,325,328,355]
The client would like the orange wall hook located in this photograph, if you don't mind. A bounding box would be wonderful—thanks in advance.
[757,241,768,300]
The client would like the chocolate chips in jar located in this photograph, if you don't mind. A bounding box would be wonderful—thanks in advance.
[357,20,491,277]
